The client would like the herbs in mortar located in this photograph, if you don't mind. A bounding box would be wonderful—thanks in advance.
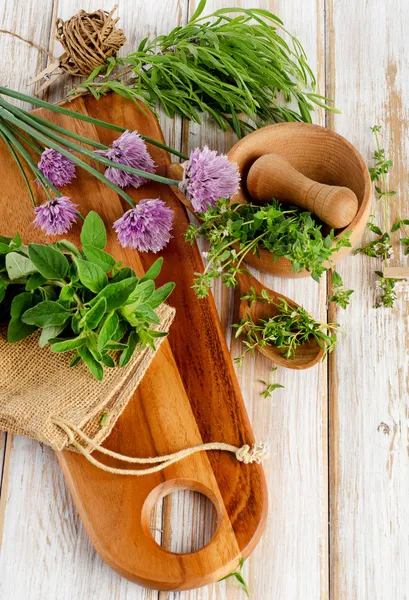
[184,198,352,298]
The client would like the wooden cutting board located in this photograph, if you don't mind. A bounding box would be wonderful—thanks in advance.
[0,93,267,591]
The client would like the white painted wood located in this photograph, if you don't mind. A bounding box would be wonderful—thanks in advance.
[2,0,409,598]
[329,1,409,598]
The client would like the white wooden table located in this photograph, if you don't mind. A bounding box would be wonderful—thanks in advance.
[1,1,408,598]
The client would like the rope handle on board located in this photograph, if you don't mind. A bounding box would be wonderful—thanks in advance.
[52,417,268,476]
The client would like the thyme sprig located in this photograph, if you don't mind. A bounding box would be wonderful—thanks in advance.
[72,1,337,137]
[328,271,354,309]
[184,198,352,298]
[233,289,339,367]
[354,125,409,308]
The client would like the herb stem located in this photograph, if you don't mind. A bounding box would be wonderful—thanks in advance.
[0,87,189,160]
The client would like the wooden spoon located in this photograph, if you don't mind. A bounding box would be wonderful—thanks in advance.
[247,153,359,229]
[236,270,324,370]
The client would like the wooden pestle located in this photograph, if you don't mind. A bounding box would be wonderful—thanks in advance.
[246,153,359,229]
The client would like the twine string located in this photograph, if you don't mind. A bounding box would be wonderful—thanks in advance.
[56,5,126,76]
[52,417,268,476]
[0,30,57,59]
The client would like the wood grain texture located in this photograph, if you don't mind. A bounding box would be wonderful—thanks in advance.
[328,0,409,598]
[173,2,329,599]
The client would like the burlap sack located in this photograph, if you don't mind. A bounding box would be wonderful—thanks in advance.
[0,303,175,453]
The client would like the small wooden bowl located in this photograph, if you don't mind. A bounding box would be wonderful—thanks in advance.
[227,123,372,278]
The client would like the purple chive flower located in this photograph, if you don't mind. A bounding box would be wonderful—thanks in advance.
[33,197,78,236]
[38,148,76,188]
[96,130,156,189]
[180,146,240,213]
[113,199,173,252]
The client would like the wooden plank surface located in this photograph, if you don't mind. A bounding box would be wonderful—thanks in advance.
[1,0,408,598]
[328,1,409,598]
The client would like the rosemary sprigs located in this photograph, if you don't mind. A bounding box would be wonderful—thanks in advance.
[73,1,336,137]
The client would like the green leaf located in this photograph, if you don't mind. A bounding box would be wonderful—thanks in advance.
[10,233,22,248]
[26,272,47,291]
[91,277,138,312]
[331,271,343,286]
[82,244,115,273]
[7,318,37,342]
[75,258,108,293]
[39,324,65,348]
[51,336,85,353]
[110,266,137,283]
[82,297,107,330]
[0,280,7,303]
[100,354,115,368]
[10,292,34,318]
[0,243,11,254]
[54,239,82,258]
[136,304,161,324]
[125,280,155,305]
[104,341,127,350]
[368,224,383,235]
[98,311,119,350]
[8,293,37,342]
[140,258,163,282]
[190,0,207,21]
[69,353,81,367]
[78,345,104,381]
[119,331,139,367]
[80,211,107,249]
[28,244,69,280]
[59,285,75,302]
[391,221,402,232]
[22,301,70,327]
[5,252,37,280]
[0,234,11,245]
[148,282,175,308]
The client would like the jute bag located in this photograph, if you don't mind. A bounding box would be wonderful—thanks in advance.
[0,303,175,453]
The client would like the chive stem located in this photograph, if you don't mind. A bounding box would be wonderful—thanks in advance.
[0,87,188,160]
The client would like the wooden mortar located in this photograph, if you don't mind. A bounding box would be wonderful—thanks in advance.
[227,123,372,278]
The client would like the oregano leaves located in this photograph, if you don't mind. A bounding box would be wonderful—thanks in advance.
[0,211,175,379]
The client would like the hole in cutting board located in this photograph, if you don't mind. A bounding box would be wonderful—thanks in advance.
[149,489,218,554]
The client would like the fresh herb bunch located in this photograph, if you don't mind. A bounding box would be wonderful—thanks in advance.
[354,125,409,308]
[0,87,183,215]
[328,271,354,309]
[233,288,339,367]
[73,1,336,137]
[184,198,352,298]
[0,212,174,380]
